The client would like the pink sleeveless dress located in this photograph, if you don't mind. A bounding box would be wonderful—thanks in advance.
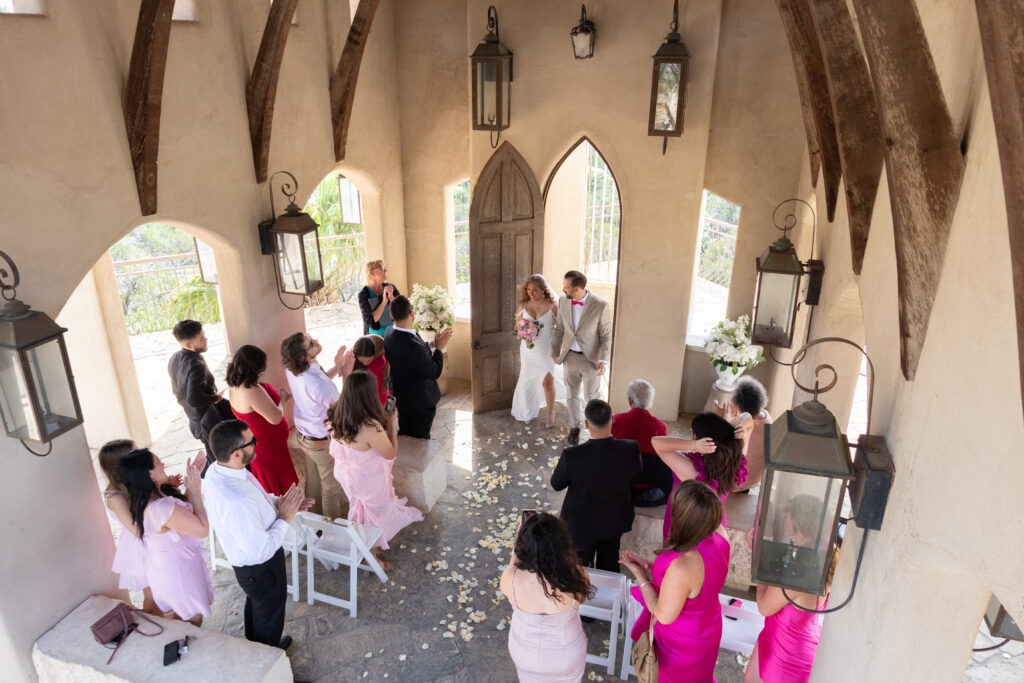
[105,492,148,591]
[329,440,423,549]
[756,596,826,682]
[663,452,747,539]
[507,568,587,682]
[631,531,731,682]
[143,497,214,621]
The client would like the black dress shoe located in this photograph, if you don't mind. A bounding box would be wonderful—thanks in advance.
[278,635,293,651]
[567,428,580,446]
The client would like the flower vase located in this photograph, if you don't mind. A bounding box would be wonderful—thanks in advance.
[419,329,436,345]
[713,364,747,391]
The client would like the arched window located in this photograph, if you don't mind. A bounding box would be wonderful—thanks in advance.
[580,144,621,284]
[687,190,741,342]
[451,179,471,318]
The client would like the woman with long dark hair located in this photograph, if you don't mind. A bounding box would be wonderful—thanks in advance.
[351,334,390,407]
[118,449,213,625]
[326,370,422,571]
[499,512,591,681]
[620,480,730,682]
[654,412,748,538]
[227,344,298,495]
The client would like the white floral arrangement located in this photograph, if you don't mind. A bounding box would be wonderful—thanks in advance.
[409,283,456,333]
[704,314,764,374]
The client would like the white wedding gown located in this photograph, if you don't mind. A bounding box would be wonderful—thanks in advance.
[511,310,567,422]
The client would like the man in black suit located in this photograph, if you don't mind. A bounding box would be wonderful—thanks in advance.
[168,319,232,468]
[551,399,643,572]
[383,295,453,439]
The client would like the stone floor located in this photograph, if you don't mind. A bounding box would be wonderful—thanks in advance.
[99,301,1021,682]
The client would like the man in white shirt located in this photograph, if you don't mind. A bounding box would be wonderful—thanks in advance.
[204,419,312,650]
[281,332,348,519]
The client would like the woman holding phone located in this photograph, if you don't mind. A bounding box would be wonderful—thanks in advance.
[499,511,592,682]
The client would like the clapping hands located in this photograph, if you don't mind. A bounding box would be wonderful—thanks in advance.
[184,453,205,496]
[619,550,652,583]
[277,484,315,523]
[435,326,454,351]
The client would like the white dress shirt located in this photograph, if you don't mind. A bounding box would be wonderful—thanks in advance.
[286,361,339,439]
[202,463,289,567]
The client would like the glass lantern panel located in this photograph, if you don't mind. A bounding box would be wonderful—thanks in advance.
[303,232,323,291]
[275,231,306,294]
[572,32,593,59]
[986,596,1024,640]
[476,61,498,128]
[754,271,799,345]
[0,346,38,440]
[195,238,218,284]
[25,339,78,437]
[653,62,681,132]
[756,469,842,593]
[500,59,511,129]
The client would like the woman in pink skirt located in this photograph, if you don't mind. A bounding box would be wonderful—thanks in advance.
[620,480,730,682]
[326,370,422,571]
[118,448,213,625]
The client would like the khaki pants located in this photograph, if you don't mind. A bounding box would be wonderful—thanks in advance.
[562,351,602,429]
[288,430,347,519]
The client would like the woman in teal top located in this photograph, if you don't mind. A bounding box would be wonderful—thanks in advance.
[358,259,401,336]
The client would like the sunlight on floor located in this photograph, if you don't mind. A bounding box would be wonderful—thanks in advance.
[453,409,475,472]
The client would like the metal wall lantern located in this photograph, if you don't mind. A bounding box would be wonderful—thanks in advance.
[648,0,690,150]
[0,251,83,454]
[984,595,1024,643]
[752,199,825,348]
[258,171,324,305]
[570,5,595,59]
[753,337,894,612]
[471,6,513,148]
[193,237,218,285]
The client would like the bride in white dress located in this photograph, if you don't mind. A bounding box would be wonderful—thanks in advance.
[511,274,566,426]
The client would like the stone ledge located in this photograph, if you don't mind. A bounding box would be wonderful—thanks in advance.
[33,595,292,682]
[393,435,447,513]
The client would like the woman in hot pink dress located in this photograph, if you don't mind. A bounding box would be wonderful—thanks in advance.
[227,344,299,495]
[621,480,730,682]
[654,412,747,538]
[327,370,422,570]
[119,449,213,625]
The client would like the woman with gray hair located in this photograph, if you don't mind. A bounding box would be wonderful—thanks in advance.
[611,379,672,506]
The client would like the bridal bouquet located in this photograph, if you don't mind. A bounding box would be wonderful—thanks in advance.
[515,317,543,349]
[704,314,764,374]
[409,283,455,333]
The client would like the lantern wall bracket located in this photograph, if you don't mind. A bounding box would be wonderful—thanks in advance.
[20,440,53,457]
[772,198,824,305]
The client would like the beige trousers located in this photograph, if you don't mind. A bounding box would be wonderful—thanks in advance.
[288,430,347,519]
[562,351,602,429]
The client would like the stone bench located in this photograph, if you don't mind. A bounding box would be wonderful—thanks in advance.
[393,435,447,513]
[620,490,759,596]
[33,595,291,682]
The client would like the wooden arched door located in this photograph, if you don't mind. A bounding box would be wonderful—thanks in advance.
[469,142,544,412]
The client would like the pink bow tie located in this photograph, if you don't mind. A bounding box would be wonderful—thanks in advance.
[571,300,585,307]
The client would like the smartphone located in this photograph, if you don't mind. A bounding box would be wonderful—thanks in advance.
[385,395,397,415]
[521,509,538,523]
[162,636,189,666]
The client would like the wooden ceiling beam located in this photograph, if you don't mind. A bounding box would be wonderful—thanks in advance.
[246,0,300,184]
[851,0,965,380]
[122,0,175,216]
[808,0,885,274]
[329,0,380,162]
[776,0,842,221]
[975,0,1024,419]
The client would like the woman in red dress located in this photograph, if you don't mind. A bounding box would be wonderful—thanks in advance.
[226,344,298,495]
[351,335,391,407]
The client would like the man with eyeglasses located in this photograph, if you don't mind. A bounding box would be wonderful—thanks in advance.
[204,419,313,652]
[280,332,349,519]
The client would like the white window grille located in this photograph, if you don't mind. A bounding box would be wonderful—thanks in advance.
[581,143,621,284]
[687,190,740,343]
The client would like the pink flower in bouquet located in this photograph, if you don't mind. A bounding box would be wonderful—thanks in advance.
[515,317,543,349]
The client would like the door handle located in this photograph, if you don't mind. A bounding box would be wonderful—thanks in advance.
[473,340,488,350]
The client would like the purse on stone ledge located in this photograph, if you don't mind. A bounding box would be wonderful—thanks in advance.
[90,602,164,665]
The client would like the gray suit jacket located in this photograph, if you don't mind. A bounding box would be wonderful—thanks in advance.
[550,292,612,365]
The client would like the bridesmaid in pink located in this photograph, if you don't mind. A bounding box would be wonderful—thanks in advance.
[326,370,423,571]
[621,480,730,682]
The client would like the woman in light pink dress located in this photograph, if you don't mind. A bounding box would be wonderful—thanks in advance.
[327,370,423,571]
[499,512,589,682]
[118,448,213,626]
[621,480,730,682]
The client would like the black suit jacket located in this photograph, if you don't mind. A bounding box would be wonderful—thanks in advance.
[383,327,443,414]
[551,437,643,547]
[168,348,231,442]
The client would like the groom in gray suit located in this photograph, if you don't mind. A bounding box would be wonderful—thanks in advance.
[550,270,612,445]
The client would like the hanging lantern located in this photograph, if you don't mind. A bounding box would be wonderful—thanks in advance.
[752,398,854,595]
[0,251,83,448]
[648,0,690,139]
[194,237,218,285]
[985,595,1024,642]
[570,5,595,59]
[258,171,324,298]
[471,5,513,142]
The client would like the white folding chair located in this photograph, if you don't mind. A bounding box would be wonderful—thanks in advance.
[209,515,309,603]
[620,586,644,680]
[579,568,626,675]
[300,516,388,617]
[718,593,765,655]
[208,525,233,572]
